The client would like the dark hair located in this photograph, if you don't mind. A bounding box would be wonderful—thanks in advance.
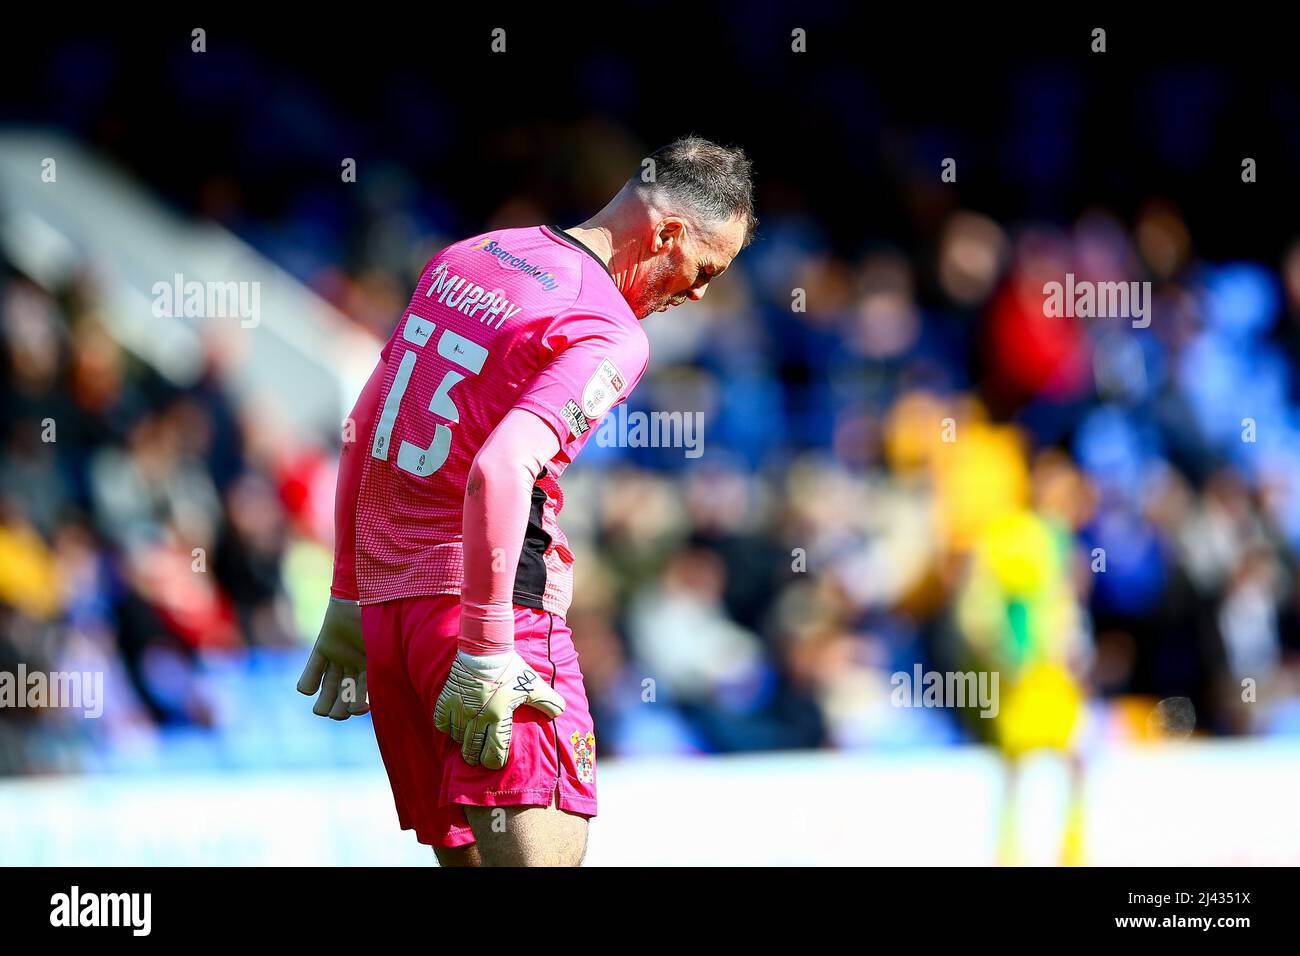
[634,136,757,247]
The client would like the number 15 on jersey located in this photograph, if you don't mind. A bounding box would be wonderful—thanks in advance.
[371,311,489,477]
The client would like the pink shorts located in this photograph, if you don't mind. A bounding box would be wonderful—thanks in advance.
[362,594,597,849]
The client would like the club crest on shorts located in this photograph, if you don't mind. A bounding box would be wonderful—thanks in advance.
[571,730,596,783]
[581,357,626,419]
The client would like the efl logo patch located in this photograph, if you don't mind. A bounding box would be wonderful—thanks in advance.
[561,400,589,438]
[571,730,596,784]
[582,357,626,419]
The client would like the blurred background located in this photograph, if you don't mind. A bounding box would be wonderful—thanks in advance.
[1,14,1299,864]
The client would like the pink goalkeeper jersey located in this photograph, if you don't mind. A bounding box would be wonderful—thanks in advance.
[354,225,649,614]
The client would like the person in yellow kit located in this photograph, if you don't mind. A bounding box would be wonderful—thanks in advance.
[931,416,1090,865]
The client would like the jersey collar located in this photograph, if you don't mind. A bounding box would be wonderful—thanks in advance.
[543,224,613,278]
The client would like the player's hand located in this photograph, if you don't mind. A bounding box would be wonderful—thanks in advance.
[297,597,369,720]
[433,650,566,769]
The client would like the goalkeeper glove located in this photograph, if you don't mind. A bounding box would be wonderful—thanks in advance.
[433,650,566,769]
[296,597,369,720]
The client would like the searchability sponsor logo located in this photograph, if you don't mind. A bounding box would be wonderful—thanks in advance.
[471,237,559,292]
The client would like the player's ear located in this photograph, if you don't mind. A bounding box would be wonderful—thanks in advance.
[656,217,687,251]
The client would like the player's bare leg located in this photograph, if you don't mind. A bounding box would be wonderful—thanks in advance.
[464,796,588,866]
[433,843,482,867]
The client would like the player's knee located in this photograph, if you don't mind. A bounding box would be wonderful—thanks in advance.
[434,843,482,867]
[543,817,588,867]
[465,804,588,867]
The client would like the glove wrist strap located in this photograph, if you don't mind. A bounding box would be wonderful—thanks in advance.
[456,650,512,680]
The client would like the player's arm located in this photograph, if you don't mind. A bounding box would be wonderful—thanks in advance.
[434,309,648,769]
[459,407,562,653]
[433,407,567,769]
[296,358,386,719]
[328,361,387,604]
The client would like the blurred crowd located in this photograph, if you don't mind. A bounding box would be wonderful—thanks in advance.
[0,255,344,772]
[5,187,1300,775]
[563,204,1300,758]
[4,28,1300,774]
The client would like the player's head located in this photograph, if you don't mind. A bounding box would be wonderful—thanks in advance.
[609,136,756,319]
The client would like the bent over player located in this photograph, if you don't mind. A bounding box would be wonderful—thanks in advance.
[297,137,755,866]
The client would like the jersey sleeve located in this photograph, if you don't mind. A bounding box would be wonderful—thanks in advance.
[458,407,561,654]
[329,357,386,601]
[511,307,650,471]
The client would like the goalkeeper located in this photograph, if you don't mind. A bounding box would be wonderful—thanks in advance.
[298,137,755,866]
